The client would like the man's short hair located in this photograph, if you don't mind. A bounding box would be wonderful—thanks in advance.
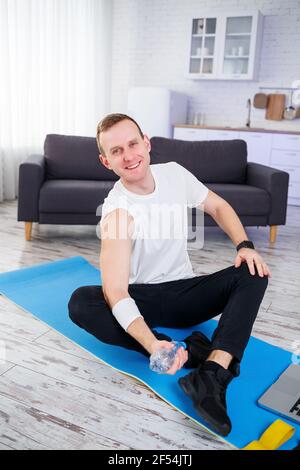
[96,113,144,156]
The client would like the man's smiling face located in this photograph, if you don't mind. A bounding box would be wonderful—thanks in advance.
[99,119,151,182]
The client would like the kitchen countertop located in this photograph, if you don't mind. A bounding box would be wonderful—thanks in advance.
[174,124,300,136]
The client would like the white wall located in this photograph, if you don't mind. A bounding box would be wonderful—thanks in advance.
[110,0,300,131]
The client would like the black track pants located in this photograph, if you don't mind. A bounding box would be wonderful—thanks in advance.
[68,262,268,362]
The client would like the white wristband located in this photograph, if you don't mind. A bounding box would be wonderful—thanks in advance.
[112,297,143,331]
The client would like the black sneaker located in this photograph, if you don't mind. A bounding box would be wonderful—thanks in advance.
[182,331,213,369]
[178,360,234,436]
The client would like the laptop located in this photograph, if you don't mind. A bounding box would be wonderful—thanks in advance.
[257,364,300,424]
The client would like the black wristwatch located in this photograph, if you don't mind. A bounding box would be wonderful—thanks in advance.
[236,240,255,252]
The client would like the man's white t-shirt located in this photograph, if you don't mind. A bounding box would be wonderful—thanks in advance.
[100,162,209,284]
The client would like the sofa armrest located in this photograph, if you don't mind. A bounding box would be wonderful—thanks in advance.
[17,154,46,222]
[246,162,289,225]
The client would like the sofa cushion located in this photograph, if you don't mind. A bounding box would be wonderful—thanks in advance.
[150,137,247,184]
[39,180,115,213]
[44,134,118,181]
[39,180,269,217]
[207,183,270,215]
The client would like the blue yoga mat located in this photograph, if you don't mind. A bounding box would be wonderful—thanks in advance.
[0,256,299,449]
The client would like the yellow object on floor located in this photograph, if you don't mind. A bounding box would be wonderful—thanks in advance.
[242,419,295,450]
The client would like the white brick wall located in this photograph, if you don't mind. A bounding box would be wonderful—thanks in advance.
[110,0,300,131]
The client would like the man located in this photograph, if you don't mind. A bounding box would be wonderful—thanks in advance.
[68,113,270,437]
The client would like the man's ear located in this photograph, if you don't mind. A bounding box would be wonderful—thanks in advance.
[144,134,151,152]
[99,154,112,170]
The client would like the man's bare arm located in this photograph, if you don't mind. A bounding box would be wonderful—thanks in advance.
[201,190,248,247]
[100,209,158,354]
[200,190,271,277]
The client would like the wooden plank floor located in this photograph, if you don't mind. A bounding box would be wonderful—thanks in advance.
[0,200,299,450]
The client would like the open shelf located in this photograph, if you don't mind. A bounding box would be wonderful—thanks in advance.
[259,86,300,91]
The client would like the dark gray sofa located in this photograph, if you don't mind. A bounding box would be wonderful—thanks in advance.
[18,134,289,243]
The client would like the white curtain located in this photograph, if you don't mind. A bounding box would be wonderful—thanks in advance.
[0,0,112,201]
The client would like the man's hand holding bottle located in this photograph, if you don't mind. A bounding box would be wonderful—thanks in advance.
[149,339,188,375]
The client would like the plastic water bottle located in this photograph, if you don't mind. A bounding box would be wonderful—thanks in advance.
[149,341,187,374]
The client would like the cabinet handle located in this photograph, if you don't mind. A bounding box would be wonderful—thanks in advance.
[286,153,297,156]
[288,137,299,140]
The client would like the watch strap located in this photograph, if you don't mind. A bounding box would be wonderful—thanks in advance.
[236,240,255,252]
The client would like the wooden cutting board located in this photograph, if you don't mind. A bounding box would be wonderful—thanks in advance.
[253,93,268,109]
[265,94,286,120]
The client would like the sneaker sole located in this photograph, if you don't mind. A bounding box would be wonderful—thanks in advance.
[178,376,231,437]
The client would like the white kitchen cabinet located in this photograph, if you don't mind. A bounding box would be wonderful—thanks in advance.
[206,129,239,140]
[239,132,272,165]
[286,182,300,199]
[270,136,300,205]
[173,128,207,141]
[270,149,300,206]
[188,16,218,78]
[187,11,263,80]
[272,134,300,151]
[270,149,300,167]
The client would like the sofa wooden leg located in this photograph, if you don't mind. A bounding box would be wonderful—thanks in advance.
[25,222,33,241]
[269,225,277,244]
